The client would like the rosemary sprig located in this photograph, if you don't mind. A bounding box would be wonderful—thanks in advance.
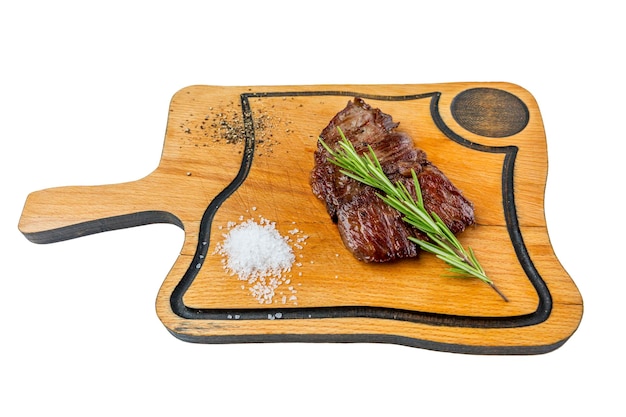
[320,128,508,302]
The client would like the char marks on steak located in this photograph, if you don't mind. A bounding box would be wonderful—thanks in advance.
[310,97,475,263]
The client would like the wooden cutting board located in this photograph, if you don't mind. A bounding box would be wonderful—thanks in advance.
[18,83,583,354]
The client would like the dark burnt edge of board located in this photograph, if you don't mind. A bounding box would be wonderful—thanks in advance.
[168,89,554,346]
[21,210,183,244]
[167,329,570,356]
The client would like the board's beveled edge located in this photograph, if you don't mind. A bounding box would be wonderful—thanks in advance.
[164,327,573,355]
[19,210,183,244]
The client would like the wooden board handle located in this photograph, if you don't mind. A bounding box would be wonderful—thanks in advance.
[18,178,181,244]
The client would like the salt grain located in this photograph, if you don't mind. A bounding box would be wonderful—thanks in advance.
[215,216,308,305]
[217,218,294,282]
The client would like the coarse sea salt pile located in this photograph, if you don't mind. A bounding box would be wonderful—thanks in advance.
[215,216,307,304]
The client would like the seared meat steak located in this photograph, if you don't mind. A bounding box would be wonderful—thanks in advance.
[310,98,475,263]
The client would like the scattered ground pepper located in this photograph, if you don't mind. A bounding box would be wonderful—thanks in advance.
[178,99,295,157]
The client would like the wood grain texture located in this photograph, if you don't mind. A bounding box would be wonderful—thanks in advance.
[18,83,583,354]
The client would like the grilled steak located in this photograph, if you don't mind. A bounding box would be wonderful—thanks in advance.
[310,97,475,263]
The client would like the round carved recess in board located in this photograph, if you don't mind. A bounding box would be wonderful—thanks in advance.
[450,88,529,138]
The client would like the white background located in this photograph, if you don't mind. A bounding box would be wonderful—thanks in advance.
[2,1,623,415]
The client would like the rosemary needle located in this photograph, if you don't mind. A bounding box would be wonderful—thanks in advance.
[319,128,508,302]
